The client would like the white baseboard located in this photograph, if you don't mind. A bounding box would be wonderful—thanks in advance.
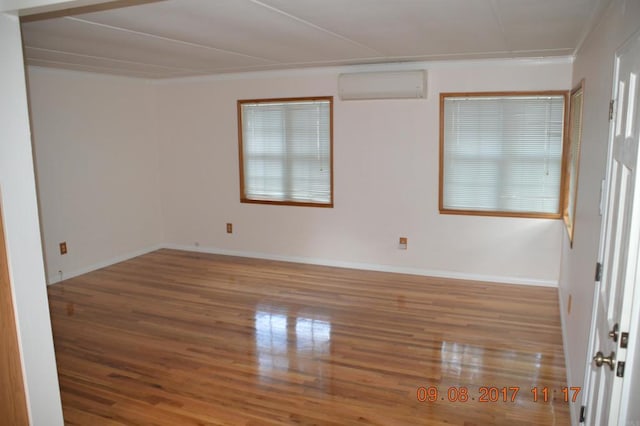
[47,242,559,288]
[558,289,578,426]
[162,243,559,287]
[47,244,163,285]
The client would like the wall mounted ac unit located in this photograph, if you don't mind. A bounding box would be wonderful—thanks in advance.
[338,70,427,100]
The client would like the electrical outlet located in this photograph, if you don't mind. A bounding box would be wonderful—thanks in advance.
[399,237,408,250]
[59,242,67,255]
[226,223,233,234]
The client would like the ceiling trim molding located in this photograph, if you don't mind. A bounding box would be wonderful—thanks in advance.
[24,45,201,72]
[26,55,574,84]
[153,56,575,84]
[27,63,158,79]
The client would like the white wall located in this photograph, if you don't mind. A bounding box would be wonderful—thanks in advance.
[29,59,571,286]
[559,0,640,423]
[0,12,63,426]
[156,59,572,285]
[28,67,164,283]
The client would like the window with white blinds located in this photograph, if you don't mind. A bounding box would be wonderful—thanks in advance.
[440,92,568,218]
[238,97,333,207]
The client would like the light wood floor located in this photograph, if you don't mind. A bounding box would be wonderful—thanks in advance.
[48,249,570,425]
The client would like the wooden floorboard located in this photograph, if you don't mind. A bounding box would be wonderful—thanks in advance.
[48,249,570,425]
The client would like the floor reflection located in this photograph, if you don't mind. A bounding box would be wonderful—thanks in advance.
[255,308,290,372]
[255,305,331,383]
[440,341,545,385]
[295,316,331,353]
[440,341,485,379]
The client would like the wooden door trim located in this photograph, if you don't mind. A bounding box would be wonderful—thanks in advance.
[0,199,30,425]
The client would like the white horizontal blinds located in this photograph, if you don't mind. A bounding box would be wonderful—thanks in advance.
[242,99,331,204]
[442,95,565,214]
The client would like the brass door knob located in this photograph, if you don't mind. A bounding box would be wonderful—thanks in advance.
[593,351,615,370]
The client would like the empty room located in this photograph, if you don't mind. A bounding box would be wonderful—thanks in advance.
[2,0,640,425]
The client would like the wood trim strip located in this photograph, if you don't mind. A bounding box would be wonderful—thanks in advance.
[237,96,334,104]
[439,90,570,98]
[329,96,334,207]
[562,80,585,246]
[438,92,446,213]
[439,208,562,220]
[558,90,572,220]
[239,199,334,208]
[237,99,245,205]
[0,200,30,426]
[20,0,165,22]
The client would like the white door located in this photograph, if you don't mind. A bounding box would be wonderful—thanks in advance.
[582,30,640,426]
[614,31,640,426]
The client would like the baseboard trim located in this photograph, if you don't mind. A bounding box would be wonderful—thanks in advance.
[47,244,163,285]
[162,243,559,287]
[47,243,559,288]
[558,289,578,426]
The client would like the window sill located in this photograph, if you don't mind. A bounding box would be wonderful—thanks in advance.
[241,198,334,208]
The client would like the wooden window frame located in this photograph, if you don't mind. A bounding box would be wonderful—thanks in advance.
[237,96,334,208]
[562,80,585,246]
[439,90,570,219]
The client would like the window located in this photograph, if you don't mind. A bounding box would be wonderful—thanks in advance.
[563,81,584,246]
[439,91,568,218]
[238,97,333,207]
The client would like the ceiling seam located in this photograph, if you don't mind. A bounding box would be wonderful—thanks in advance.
[488,0,512,54]
[249,0,385,57]
[64,16,280,64]
[25,46,202,72]
[572,0,615,57]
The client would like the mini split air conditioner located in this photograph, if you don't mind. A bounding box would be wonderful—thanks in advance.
[338,70,427,100]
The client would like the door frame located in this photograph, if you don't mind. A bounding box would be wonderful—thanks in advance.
[0,193,30,425]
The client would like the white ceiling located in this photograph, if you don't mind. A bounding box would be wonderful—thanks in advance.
[21,0,612,79]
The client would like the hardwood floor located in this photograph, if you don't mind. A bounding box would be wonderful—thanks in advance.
[48,249,570,425]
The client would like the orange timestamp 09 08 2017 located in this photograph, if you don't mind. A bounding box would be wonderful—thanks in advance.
[416,386,582,403]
